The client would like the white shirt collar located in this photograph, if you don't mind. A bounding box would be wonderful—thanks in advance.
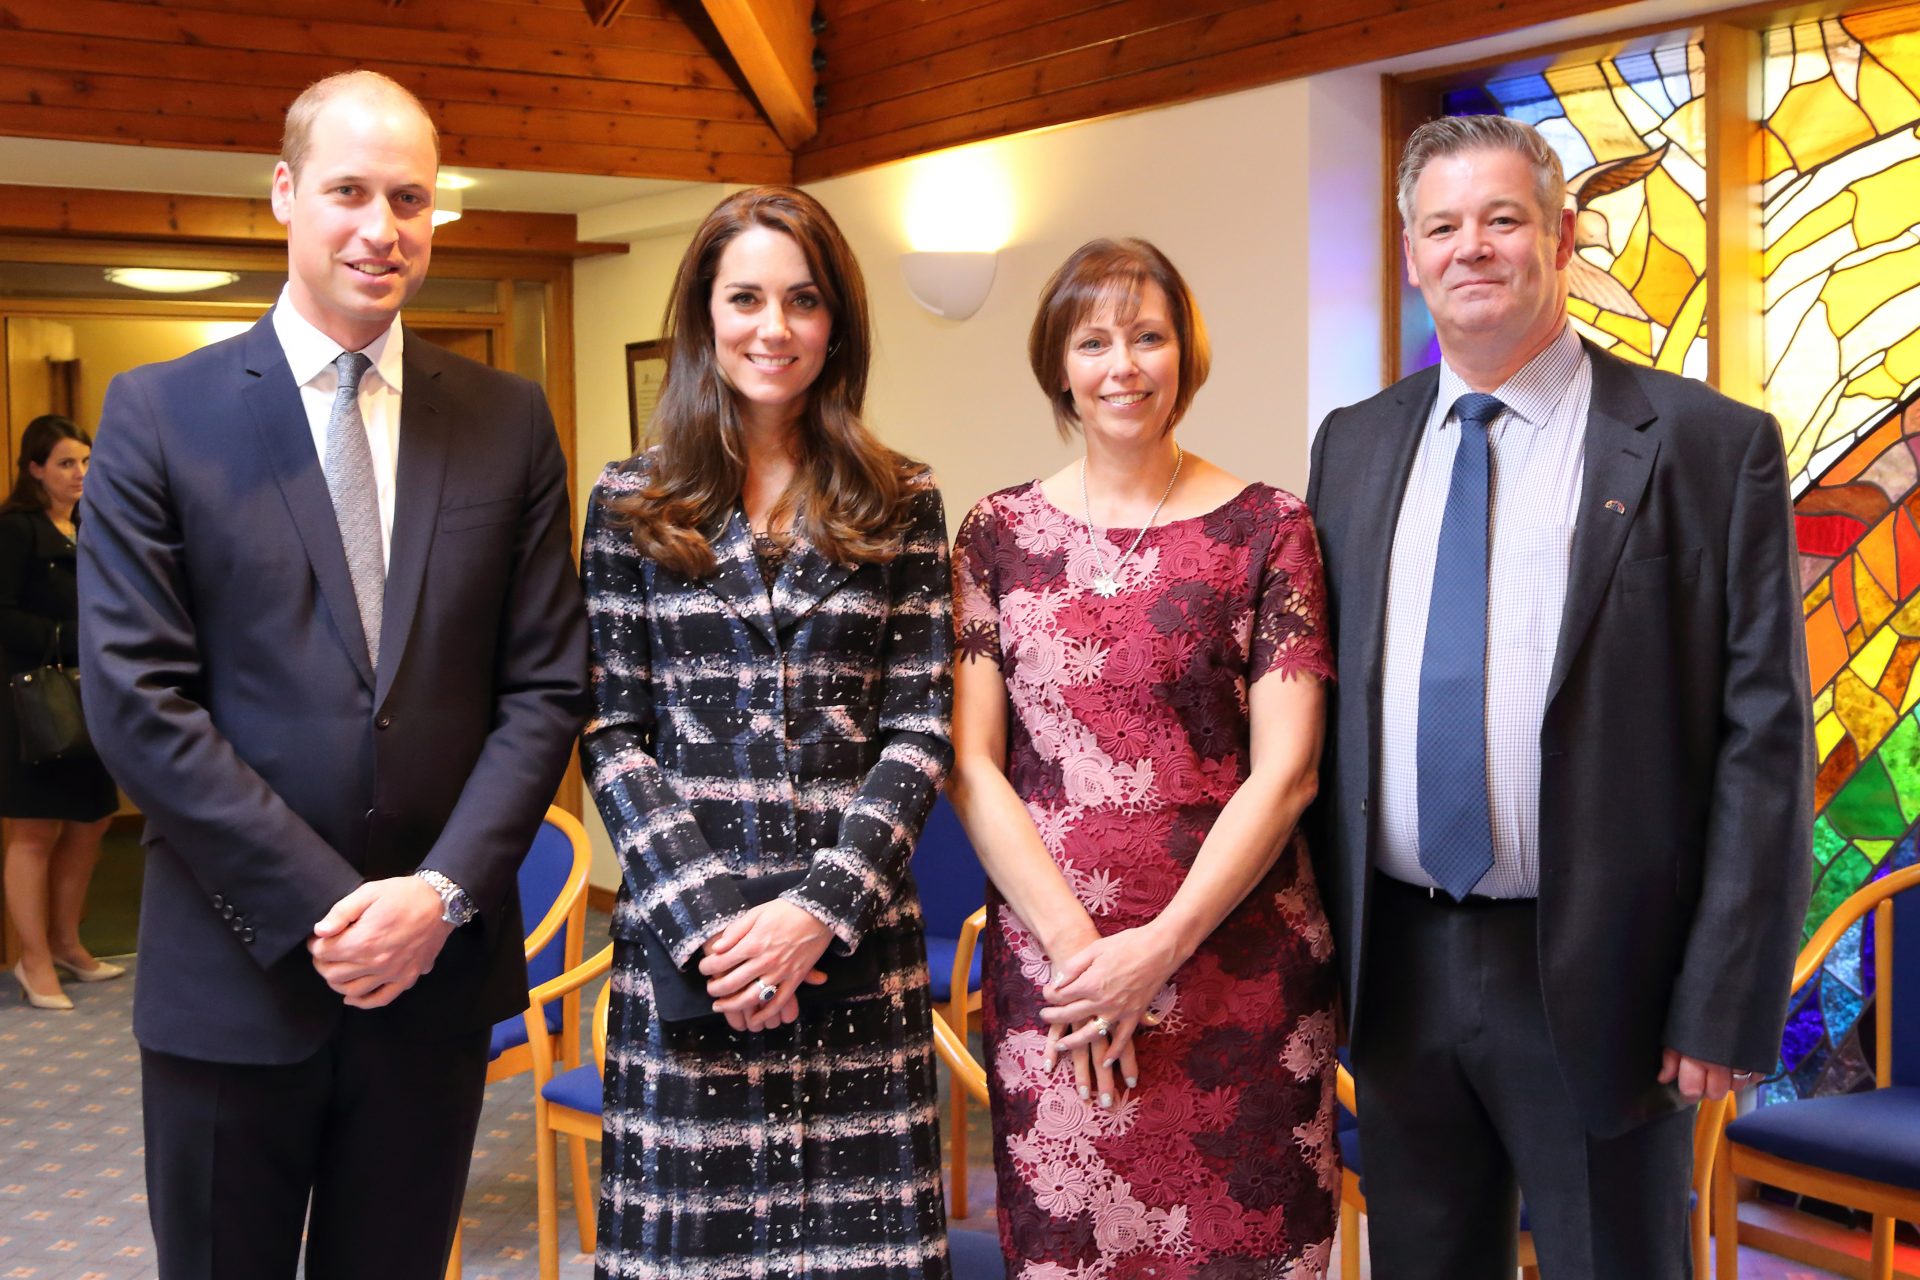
[269,284,405,393]
[1434,319,1584,431]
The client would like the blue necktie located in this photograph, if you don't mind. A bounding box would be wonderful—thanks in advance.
[1417,392,1505,900]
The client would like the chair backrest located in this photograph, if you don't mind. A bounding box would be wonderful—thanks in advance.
[1892,880,1920,1087]
[521,807,590,989]
[912,794,987,937]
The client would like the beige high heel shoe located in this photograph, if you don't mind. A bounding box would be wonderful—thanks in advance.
[51,956,125,983]
[12,960,74,1011]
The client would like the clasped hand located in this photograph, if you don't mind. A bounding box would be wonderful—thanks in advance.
[698,899,833,1033]
[1039,924,1180,1108]
[307,876,454,1009]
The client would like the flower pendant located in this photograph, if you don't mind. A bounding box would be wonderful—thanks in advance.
[1092,574,1120,597]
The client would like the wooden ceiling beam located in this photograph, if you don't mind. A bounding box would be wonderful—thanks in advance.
[0,67,786,157]
[0,184,628,258]
[0,0,726,90]
[698,0,818,149]
[0,29,767,124]
[584,0,631,26]
[116,0,701,56]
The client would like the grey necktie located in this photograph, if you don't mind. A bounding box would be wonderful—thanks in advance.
[324,351,385,669]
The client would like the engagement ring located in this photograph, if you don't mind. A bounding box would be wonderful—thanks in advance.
[755,979,779,1003]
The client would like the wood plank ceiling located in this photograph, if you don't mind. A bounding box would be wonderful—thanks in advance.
[0,0,1650,190]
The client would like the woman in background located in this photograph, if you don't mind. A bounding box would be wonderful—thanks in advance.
[1,414,121,1011]
[949,239,1339,1277]
[581,187,954,1280]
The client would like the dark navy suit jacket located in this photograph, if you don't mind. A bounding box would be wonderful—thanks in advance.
[79,311,588,1063]
[1306,341,1815,1136]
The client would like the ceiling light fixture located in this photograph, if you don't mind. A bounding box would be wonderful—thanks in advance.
[434,174,470,227]
[103,268,240,294]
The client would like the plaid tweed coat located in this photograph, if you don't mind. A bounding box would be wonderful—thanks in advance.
[581,454,954,1280]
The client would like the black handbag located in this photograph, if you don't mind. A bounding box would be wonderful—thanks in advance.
[10,624,88,764]
[639,869,880,1024]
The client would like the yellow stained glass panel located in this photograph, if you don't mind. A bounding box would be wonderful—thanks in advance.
[1772,77,1878,169]
[1822,241,1920,334]
[1767,192,1855,276]
[1851,155,1920,246]
[1645,167,1707,272]
[1858,54,1920,130]
[1638,235,1698,327]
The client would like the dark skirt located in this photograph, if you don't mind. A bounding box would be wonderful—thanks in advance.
[0,693,117,821]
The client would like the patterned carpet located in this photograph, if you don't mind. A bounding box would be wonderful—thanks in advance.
[0,945,1848,1280]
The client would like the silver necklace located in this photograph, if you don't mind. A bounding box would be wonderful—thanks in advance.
[1081,445,1183,597]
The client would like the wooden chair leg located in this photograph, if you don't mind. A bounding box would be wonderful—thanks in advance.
[1689,1194,1711,1280]
[1872,1213,1896,1280]
[568,1133,595,1256]
[949,1070,969,1220]
[445,1221,462,1279]
[1339,1197,1360,1280]
[536,1111,561,1280]
[1713,1143,1740,1280]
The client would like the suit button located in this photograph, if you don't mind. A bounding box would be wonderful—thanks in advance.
[220,904,234,920]
[212,894,225,910]
[241,928,255,944]
[376,715,393,730]
[365,808,376,822]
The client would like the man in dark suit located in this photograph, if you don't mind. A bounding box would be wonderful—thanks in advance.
[1306,114,1813,1278]
[79,70,588,1279]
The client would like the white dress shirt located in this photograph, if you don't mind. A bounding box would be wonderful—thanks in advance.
[1376,321,1592,898]
[269,286,402,567]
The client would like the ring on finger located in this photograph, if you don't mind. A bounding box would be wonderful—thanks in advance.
[1092,1015,1111,1037]
[755,979,779,1003]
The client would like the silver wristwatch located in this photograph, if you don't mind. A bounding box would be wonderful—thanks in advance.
[415,869,477,927]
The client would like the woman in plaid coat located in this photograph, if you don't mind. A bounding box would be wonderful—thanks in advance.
[582,187,954,1280]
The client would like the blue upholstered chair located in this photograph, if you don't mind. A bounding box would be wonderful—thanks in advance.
[912,794,988,1216]
[529,942,614,1280]
[447,805,591,1278]
[1714,863,1920,1280]
[1336,1058,1724,1279]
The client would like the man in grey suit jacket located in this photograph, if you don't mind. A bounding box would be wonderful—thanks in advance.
[79,71,587,1278]
[1306,115,1813,1278]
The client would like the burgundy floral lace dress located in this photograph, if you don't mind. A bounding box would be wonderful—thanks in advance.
[952,481,1340,1280]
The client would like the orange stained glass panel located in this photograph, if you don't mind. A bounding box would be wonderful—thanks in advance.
[1898,509,1920,596]
[1879,636,1920,701]
[1836,558,1861,631]
[1862,515,1901,599]
[1858,554,1899,633]
[1810,596,1852,689]
[1827,415,1908,486]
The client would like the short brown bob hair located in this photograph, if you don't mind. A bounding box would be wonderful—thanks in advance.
[1028,237,1211,439]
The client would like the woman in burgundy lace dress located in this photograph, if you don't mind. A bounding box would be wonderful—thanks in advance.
[948,239,1339,1279]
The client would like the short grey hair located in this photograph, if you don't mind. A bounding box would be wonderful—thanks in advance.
[1396,115,1566,227]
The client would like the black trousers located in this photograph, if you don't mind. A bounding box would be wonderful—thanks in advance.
[1352,875,1695,1280]
[141,1015,490,1280]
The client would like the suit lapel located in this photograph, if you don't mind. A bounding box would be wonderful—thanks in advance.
[772,532,856,638]
[1547,345,1660,704]
[698,507,779,651]
[376,333,450,706]
[243,314,377,693]
[1361,368,1441,739]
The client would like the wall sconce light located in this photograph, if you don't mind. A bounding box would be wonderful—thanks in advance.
[899,148,1012,322]
[433,172,473,227]
[900,251,997,321]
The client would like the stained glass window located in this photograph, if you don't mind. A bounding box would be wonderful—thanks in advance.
[1765,14,1920,495]
[1408,34,1707,380]
[1766,11,1920,1103]
[1782,395,1920,1103]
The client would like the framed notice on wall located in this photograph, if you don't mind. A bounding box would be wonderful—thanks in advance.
[627,340,667,453]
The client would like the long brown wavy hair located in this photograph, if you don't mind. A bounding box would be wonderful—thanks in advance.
[612,186,917,577]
